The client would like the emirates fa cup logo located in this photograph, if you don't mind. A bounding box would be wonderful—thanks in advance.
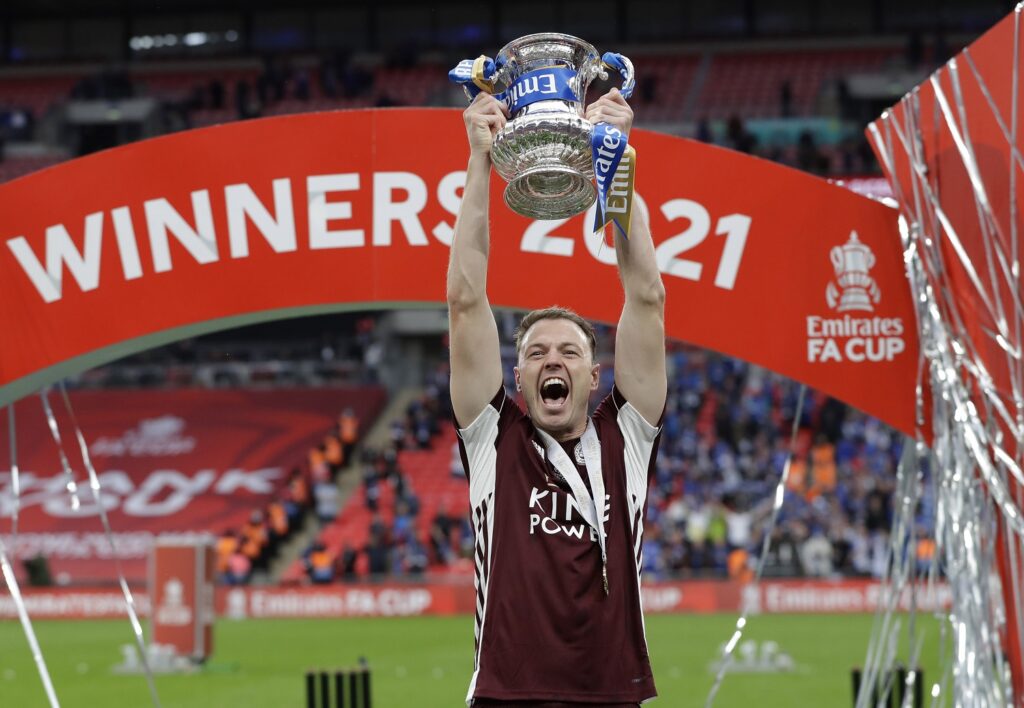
[826,231,881,312]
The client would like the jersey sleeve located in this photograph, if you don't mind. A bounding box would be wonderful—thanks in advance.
[594,386,664,520]
[456,387,523,504]
[593,385,664,442]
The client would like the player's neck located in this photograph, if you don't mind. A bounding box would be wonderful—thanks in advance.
[540,418,588,443]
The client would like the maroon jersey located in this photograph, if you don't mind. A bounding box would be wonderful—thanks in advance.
[457,386,661,705]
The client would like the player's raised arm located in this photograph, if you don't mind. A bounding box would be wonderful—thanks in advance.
[585,89,667,425]
[447,93,508,426]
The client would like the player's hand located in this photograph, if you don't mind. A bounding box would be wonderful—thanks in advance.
[463,93,509,157]
[585,88,633,137]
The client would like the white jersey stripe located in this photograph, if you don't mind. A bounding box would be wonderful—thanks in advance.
[458,402,501,706]
[615,399,661,657]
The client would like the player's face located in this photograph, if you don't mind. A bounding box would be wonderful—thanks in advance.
[515,318,599,440]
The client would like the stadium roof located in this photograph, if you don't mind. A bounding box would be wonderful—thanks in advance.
[1,0,415,19]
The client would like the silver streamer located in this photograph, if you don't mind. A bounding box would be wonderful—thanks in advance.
[705,384,807,708]
[3,404,59,706]
[863,8,1024,703]
[0,535,60,707]
[38,389,81,511]
[855,439,932,708]
[8,404,20,538]
[39,385,163,707]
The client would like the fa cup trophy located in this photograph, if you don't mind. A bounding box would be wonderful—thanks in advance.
[450,34,635,222]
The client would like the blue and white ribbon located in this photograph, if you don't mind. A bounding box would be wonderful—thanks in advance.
[601,52,635,99]
[448,56,499,101]
[505,67,578,113]
[449,59,579,113]
[591,123,635,238]
[591,51,636,237]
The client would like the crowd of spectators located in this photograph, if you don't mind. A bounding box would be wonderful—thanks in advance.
[639,342,923,581]
[23,48,881,176]
[299,372,474,584]
[294,326,932,585]
[0,50,898,182]
[215,407,362,584]
[168,51,415,128]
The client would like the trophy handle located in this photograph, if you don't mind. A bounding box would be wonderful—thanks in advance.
[830,245,844,273]
[471,55,497,95]
[448,56,498,103]
[601,52,635,100]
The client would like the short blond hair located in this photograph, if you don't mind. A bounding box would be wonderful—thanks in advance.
[514,306,597,362]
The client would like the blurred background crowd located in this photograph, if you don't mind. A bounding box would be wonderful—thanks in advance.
[0,0,1006,183]
[146,314,928,587]
[1,0,977,587]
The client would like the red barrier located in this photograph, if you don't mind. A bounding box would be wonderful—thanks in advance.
[1,579,951,620]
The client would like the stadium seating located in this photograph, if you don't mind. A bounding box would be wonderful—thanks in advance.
[626,54,701,123]
[0,75,80,117]
[283,422,469,583]
[0,155,65,183]
[695,47,903,119]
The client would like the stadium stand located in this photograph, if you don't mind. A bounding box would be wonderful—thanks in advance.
[693,47,904,119]
[0,2,970,590]
[0,37,950,181]
[276,324,915,586]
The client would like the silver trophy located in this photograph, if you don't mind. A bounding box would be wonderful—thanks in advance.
[460,34,634,220]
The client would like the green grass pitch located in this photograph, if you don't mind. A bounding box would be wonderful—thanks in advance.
[1,613,940,707]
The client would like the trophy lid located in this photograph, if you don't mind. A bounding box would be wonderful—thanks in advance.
[493,33,602,87]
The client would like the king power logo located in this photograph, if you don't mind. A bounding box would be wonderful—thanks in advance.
[528,486,609,542]
[806,231,906,364]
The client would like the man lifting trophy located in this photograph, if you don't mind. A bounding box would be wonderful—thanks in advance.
[447,33,667,706]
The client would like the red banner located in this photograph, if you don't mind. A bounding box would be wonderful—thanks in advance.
[2,579,952,620]
[0,110,916,434]
[0,387,384,582]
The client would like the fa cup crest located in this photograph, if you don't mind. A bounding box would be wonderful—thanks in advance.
[826,231,881,312]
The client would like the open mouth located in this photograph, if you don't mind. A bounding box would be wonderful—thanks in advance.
[540,376,569,409]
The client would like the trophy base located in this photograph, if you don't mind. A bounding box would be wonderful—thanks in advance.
[504,165,597,220]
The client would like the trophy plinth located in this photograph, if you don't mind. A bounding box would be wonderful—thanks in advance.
[504,164,596,221]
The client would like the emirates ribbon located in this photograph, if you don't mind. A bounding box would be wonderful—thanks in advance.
[591,124,636,239]
[592,52,636,238]
[505,67,578,113]
[449,58,579,115]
